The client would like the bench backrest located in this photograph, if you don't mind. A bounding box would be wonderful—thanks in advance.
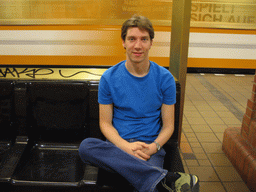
[0,81,14,140]
[0,77,180,145]
[27,81,90,143]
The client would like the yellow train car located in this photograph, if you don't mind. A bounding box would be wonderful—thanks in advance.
[0,0,255,72]
[188,27,256,71]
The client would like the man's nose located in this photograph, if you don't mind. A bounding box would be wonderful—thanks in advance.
[134,40,142,49]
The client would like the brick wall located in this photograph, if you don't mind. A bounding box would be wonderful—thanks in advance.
[241,75,256,148]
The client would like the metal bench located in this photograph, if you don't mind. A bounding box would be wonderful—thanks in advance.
[0,67,184,192]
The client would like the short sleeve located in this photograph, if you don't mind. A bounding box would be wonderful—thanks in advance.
[98,76,113,104]
[162,73,176,105]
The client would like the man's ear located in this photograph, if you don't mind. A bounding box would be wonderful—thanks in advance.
[122,39,126,49]
[149,39,153,49]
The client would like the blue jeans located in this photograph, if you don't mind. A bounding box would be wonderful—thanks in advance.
[79,138,168,192]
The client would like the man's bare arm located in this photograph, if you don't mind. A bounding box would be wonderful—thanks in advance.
[142,104,175,156]
[155,104,175,147]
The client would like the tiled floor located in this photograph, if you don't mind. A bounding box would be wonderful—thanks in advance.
[180,73,255,192]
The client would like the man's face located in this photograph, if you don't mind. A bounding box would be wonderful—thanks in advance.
[122,27,153,65]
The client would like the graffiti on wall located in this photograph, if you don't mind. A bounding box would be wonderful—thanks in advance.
[0,68,104,80]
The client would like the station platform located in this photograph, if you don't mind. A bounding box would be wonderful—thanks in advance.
[181,73,254,192]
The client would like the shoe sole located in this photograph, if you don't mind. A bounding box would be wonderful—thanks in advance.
[191,175,199,192]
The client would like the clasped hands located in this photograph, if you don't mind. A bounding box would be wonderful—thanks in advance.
[123,141,158,161]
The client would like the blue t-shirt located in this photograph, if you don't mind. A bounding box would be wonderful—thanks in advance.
[98,60,176,142]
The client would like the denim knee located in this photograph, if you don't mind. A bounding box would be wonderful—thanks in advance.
[79,137,102,162]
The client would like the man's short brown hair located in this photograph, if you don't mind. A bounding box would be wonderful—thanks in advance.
[121,15,154,41]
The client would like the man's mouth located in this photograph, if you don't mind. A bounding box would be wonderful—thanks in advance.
[133,52,143,57]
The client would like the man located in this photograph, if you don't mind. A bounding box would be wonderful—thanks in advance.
[79,15,199,192]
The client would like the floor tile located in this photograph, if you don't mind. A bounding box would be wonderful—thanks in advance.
[201,142,223,153]
[184,105,197,111]
[214,167,243,181]
[211,105,229,111]
[185,160,199,166]
[184,132,196,138]
[202,94,218,101]
[188,167,220,182]
[204,117,225,125]
[192,101,209,106]
[190,124,213,133]
[182,124,193,133]
[182,153,197,160]
[180,142,193,153]
[221,117,242,125]
[194,153,208,160]
[195,105,213,111]
[192,147,205,154]
[186,117,207,125]
[190,142,201,148]
[184,166,190,174]
[216,111,237,118]
[223,182,251,192]
[184,111,202,118]
[186,137,199,143]
[208,153,234,166]
[195,132,220,143]
[184,100,193,106]
[199,111,219,118]
[182,119,189,125]
[199,182,226,192]
[209,124,228,133]
[207,100,224,106]
[215,132,224,142]
[180,132,188,142]
[225,124,241,128]
[198,159,212,166]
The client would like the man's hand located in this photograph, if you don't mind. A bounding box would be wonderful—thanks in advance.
[119,141,152,161]
[120,141,159,161]
[140,143,158,157]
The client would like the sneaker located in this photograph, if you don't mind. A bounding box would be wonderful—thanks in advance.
[173,172,199,192]
[158,172,199,192]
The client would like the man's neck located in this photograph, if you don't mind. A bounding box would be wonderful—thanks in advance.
[125,61,150,77]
